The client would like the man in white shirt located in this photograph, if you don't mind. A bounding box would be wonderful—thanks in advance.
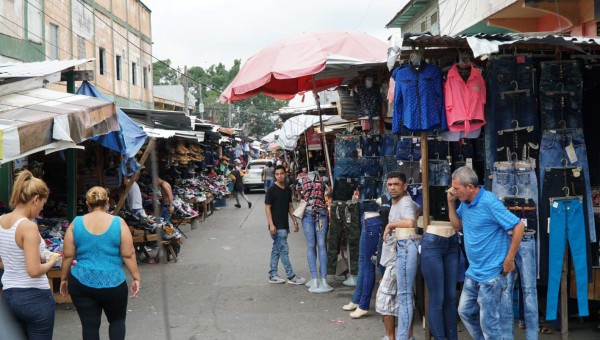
[124,174,147,218]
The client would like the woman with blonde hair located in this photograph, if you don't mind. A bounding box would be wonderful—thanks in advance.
[0,170,57,339]
[60,186,140,340]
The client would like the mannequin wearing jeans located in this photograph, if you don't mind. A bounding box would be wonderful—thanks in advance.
[299,172,332,293]
[421,223,459,340]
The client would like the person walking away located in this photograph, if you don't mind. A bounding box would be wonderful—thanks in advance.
[229,164,252,208]
[447,166,524,339]
[262,161,275,191]
[157,177,174,222]
[0,170,58,340]
[60,186,141,340]
[379,172,419,340]
[265,165,306,285]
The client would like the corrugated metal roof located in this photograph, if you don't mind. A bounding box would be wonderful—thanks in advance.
[386,0,432,28]
[0,59,93,79]
[121,108,195,131]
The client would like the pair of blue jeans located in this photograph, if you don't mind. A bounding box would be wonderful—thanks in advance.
[492,163,538,208]
[420,233,459,340]
[360,135,381,157]
[396,137,421,161]
[359,176,382,200]
[2,288,55,340]
[334,159,361,180]
[264,179,274,191]
[335,135,360,160]
[160,203,171,223]
[396,237,420,340]
[361,156,382,177]
[458,274,507,340]
[302,207,329,279]
[351,226,364,304]
[269,229,295,279]
[539,128,595,242]
[428,161,451,186]
[357,214,383,310]
[500,235,538,340]
[380,134,396,157]
[546,198,589,320]
[539,60,583,130]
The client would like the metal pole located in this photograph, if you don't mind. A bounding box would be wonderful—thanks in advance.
[304,130,311,172]
[311,77,333,188]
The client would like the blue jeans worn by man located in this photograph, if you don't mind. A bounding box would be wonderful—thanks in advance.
[269,229,296,279]
[458,274,507,340]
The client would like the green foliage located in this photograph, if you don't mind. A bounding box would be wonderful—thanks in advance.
[152,59,179,85]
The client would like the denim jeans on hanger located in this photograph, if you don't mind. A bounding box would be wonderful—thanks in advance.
[539,167,592,284]
[335,135,360,160]
[360,135,381,157]
[357,213,383,311]
[398,160,422,184]
[380,134,396,157]
[492,162,538,208]
[539,60,583,130]
[428,139,450,161]
[361,156,382,177]
[396,137,421,161]
[429,161,451,186]
[407,184,423,212]
[539,128,595,242]
[485,55,538,188]
[546,198,589,320]
[500,234,538,340]
[429,186,449,221]
[334,159,362,180]
[359,176,383,201]
[420,233,459,340]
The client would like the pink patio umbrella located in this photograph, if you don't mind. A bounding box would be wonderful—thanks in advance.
[220,30,388,184]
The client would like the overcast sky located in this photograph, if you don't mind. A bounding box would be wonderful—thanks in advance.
[142,0,404,70]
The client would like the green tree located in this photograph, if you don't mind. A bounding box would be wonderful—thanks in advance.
[152,59,179,85]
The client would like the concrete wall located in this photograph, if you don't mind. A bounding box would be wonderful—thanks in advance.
[438,0,517,35]
[0,0,24,39]
[401,1,440,34]
[45,0,72,60]
[94,10,114,94]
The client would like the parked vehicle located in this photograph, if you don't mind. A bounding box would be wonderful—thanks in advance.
[242,159,270,193]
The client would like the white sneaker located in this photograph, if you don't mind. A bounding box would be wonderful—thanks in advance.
[287,275,306,285]
[342,302,359,311]
[268,275,285,284]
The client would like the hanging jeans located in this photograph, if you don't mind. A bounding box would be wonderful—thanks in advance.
[302,207,329,279]
[333,177,359,201]
[398,160,422,184]
[540,167,592,284]
[357,214,383,310]
[539,128,595,242]
[546,198,589,320]
[334,159,362,180]
[492,162,538,209]
[396,236,421,340]
[429,186,449,221]
[396,137,421,161]
[499,234,538,340]
[458,274,507,340]
[380,134,396,157]
[420,233,459,340]
[428,161,451,186]
[361,156,383,177]
[485,55,538,188]
[335,135,360,160]
[327,201,360,275]
[360,135,381,157]
[539,60,583,130]
[359,176,382,201]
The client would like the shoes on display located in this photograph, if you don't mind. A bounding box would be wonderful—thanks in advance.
[342,302,359,311]
[350,308,368,319]
[269,275,285,284]
[287,275,306,285]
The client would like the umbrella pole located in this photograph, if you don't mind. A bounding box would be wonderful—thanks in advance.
[312,77,334,189]
[304,131,311,173]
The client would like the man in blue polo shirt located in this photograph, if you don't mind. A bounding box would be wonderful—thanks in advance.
[447,166,524,339]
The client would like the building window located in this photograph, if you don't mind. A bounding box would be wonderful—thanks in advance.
[116,55,122,80]
[131,62,137,85]
[431,12,438,25]
[49,24,59,59]
[421,21,427,32]
[99,48,105,75]
[143,66,148,89]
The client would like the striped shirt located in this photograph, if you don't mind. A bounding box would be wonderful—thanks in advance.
[456,187,520,282]
[0,216,50,289]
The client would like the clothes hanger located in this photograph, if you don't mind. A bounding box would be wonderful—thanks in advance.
[497,120,533,134]
[544,82,573,96]
[500,80,531,99]
[549,186,583,202]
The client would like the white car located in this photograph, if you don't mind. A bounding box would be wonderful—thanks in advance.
[242,159,271,192]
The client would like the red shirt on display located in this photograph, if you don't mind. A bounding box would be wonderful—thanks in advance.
[444,64,486,133]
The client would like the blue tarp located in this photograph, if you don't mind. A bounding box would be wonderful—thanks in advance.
[76,81,147,159]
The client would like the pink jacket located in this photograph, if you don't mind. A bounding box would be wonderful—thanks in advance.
[444,64,486,133]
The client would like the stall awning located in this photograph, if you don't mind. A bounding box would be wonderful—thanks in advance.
[76,82,148,159]
[143,127,204,142]
[0,88,118,163]
[121,108,195,131]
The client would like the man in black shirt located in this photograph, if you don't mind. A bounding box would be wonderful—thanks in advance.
[265,165,306,285]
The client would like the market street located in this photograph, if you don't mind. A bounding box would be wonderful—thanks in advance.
[53,192,598,340]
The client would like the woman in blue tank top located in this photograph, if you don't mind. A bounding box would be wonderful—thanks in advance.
[59,186,140,340]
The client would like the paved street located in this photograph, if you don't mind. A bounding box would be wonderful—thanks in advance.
[54,192,600,339]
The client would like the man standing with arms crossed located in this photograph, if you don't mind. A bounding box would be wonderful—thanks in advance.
[447,166,524,339]
[265,165,306,285]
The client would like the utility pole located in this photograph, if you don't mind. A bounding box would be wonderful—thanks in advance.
[182,65,189,114]
[198,83,204,120]
[228,103,232,127]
